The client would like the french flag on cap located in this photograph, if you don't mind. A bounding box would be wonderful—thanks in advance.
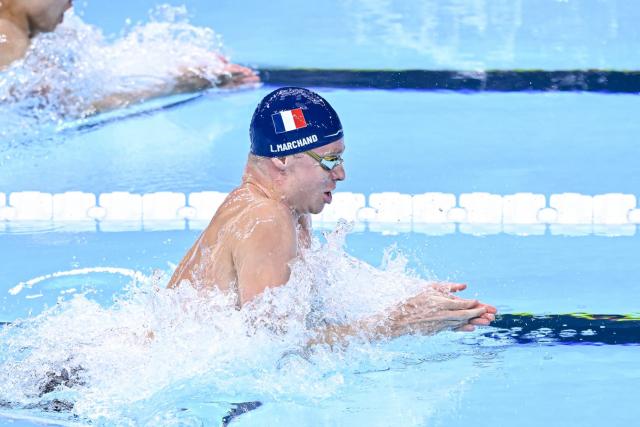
[272,108,307,134]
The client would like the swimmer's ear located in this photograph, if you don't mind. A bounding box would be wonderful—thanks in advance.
[271,156,288,171]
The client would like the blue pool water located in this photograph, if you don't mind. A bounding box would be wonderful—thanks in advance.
[80,0,640,70]
[3,89,640,196]
[1,1,640,426]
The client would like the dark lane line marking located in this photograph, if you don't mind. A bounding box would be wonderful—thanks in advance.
[489,314,640,345]
[259,68,640,93]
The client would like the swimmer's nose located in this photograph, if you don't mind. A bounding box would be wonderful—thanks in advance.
[331,163,345,181]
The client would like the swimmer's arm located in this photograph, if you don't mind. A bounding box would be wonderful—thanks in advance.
[233,213,298,305]
[89,61,259,114]
[0,21,29,70]
[88,76,211,113]
[167,237,201,289]
[308,291,497,348]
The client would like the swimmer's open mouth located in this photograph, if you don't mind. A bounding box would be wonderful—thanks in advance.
[323,191,333,203]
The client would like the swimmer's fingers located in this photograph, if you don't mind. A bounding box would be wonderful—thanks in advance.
[440,307,487,322]
[441,298,480,311]
[483,312,496,322]
[453,314,494,332]
[430,282,467,294]
[476,302,498,314]
[175,68,213,91]
[219,63,260,87]
[225,63,251,75]
[448,298,497,313]
[428,284,497,316]
[465,310,495,326]
[215,53,230,64]
[404,294,478,312]
[469,316,492,326]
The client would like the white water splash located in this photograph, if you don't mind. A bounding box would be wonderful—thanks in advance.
[0,223,499,425]
[0,5,234,144]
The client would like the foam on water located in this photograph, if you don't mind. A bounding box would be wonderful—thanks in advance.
[0,5,230,145]
[0,223,501,425]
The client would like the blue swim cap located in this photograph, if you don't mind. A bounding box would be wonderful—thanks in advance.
[250,87,343,157]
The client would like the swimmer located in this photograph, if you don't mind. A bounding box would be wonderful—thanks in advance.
[0,0,72,69]
[0,0,259,111]
[168,87,497,343]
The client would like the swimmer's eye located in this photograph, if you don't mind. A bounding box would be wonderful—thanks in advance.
[305,151,344,172]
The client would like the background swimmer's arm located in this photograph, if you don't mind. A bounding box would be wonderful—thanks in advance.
[88,74,212,113]
[233,212,297,305]
[0,21,29,70]
[88,62,259,114]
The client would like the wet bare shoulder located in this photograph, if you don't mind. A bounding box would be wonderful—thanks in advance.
[239,197,295,237]
[223,186,294,228]
[0,20,29,69]
[230,199,298,304]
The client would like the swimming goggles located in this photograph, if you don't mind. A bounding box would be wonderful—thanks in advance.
[305,151,344,172]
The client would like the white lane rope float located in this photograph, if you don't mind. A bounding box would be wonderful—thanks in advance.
[0,191,638,236]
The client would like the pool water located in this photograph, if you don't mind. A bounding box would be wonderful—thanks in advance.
[3,89,639,195]
[2,0,640,426]
[1,226,639,426]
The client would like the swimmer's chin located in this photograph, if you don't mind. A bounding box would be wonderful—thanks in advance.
[308,204,327,216]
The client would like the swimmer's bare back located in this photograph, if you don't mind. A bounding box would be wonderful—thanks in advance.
[168,181,310,306]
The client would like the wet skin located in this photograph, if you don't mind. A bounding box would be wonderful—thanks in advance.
[168,137,496,339]
[168,139,346,306]
[0,0,72,69]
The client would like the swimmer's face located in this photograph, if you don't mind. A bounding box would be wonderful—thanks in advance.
[26,0,73,33]
[285,138,346,215]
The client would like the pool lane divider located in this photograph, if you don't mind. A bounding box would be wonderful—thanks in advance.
[1,191,639,236]
[259,68,640,93]
[2,315,638,345]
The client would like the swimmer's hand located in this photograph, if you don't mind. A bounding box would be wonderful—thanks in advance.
[86,54,259,114]
[88,59,259,114]
[307,286,496,348]
[175,56,259,91]
[373,286,497,337]
[427,281,497,330]
[216,61,260,88]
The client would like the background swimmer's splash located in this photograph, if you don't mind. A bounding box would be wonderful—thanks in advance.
[0,5,230,145]
[0,224,497,426]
